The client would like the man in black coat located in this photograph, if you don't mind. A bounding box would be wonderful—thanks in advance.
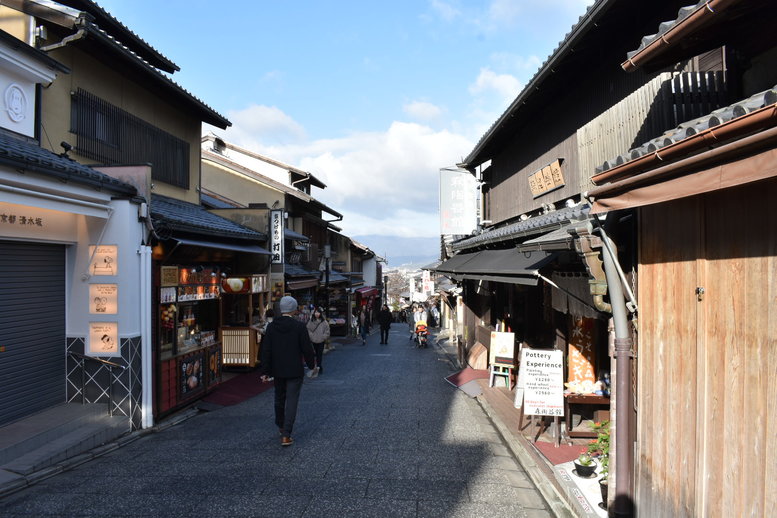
[260,295,316,446]
[377,304,392,344]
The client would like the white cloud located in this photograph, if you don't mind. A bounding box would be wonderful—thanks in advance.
[224,104,306,145]
[216,110,472,238]
[468,67,522,106]
[403,101,444,122]
[429,0,461,22]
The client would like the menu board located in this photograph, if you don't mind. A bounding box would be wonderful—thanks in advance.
[489,331,515,368]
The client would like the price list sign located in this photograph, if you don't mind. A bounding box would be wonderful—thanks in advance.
[521,349,565,416]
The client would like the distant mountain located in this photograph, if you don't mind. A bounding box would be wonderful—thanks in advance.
[351,235,440,267]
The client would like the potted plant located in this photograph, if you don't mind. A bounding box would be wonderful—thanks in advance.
[588,420,610,507]
[573,449,597,478]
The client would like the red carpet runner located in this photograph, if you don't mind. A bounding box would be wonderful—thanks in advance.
[202,371,273,406]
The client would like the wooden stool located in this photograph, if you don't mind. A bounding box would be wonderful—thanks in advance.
[489,364,513,390]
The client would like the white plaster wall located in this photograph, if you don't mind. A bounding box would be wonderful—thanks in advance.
[66,199,146,346]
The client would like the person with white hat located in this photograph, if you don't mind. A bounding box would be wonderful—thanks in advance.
[260,295,316,446]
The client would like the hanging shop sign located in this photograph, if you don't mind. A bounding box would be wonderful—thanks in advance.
[528,159,565,198]
[521,348,565,416]
[439,167,478,235]
[489,331,515,368]
[89,284,117,314]
[88,245,118,276]
[270,209,284,264]
[88,321,119,356]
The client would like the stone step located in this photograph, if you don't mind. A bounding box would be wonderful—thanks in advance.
[0,403,117,466]
[1,414,127,476]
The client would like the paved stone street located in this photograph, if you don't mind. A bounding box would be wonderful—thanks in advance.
[0,327,552,518]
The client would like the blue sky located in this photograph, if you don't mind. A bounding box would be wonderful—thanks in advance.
[98,0,593,241]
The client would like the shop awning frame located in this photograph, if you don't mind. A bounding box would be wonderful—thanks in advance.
[435,249,556,286]
[171,237,271,256]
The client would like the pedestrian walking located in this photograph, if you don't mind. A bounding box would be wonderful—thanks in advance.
[306,307,330,375]
[260,295,316,446]
[359,307,369,345]
[377,304,392,344]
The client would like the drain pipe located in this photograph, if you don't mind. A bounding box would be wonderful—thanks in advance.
[600,230,634,518]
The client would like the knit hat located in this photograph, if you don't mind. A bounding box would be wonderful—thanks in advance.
[279,295,298,314]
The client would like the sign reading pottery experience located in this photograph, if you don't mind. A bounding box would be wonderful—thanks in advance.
[89,284,118,314]
[88,245,118,276]
[521,348,565,416]
[489,331,515,367]
[88,322,119,356]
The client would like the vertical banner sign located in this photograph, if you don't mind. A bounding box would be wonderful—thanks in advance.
[269,210,284,264]
[521,348,565,416]
[568,317,596,385]
[439,168,478,235]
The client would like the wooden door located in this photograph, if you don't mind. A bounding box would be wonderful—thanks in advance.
[636,178,777,517]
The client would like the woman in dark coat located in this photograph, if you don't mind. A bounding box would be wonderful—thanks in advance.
[377,304,392,344]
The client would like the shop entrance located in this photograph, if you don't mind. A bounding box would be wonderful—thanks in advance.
[0,241,66,426]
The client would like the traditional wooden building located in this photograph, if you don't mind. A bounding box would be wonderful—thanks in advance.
[439,0,776,516]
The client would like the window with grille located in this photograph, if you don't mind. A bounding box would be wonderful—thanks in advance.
[70,88,190,189]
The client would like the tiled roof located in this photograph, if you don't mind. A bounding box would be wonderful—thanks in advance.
[0,132,136,195]
[57,0,179,73]
[595,86,777,175]
[625,1,708,61]
[463,0,608,167]
[81,22,230,128]
[453,204,590,251]
[150,194,263,240]
[284,263,321,278]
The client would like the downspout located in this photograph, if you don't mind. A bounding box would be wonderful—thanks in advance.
[40,27,86,52]
[572,215,636,517]
[138,245,153,428]
[599,231,634,518]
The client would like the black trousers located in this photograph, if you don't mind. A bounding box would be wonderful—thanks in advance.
[312,342,324,371]
[380,325,390,343]
[273,376,303,437]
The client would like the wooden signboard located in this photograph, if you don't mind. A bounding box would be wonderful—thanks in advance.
[528,159,565,198]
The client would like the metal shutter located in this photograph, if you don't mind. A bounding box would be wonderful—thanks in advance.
[0,241,66,426]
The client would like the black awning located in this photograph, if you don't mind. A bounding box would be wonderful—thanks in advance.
[437,249,555,286]
[434,253,480,274]
[173,237,270,256]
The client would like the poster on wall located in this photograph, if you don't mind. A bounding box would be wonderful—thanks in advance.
[88,322,119,356]
[161,266,179,287]
[181,353,204,396]
[521,348,565,416]
[568,317,596,385]
[89,284,118,314]
[489,331,515,367]
[88,245,118,276]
